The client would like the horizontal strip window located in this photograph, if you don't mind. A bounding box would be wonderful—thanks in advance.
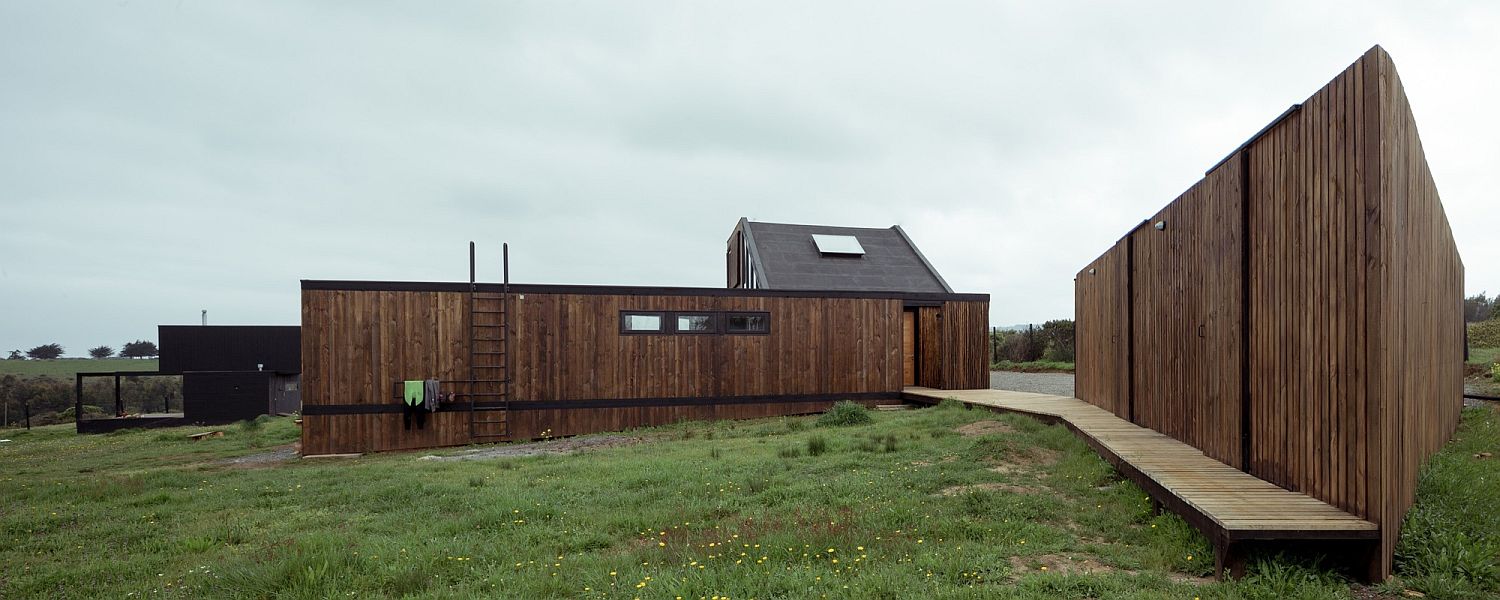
[620,311,665,334]
[673,312,720,334]
[617,310,768,335]
[725,311,770,335]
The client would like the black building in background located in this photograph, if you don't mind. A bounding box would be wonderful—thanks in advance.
[159,325,302,423]
[76,325,301,433]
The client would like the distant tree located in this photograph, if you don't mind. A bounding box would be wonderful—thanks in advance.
[25,344,64,360]
[1466,292,1497,322]
[997,326,1047,363]
[6,350,22,360]
[88,345,115,359]
[1040,319,1076,362]
[120,340,159,359]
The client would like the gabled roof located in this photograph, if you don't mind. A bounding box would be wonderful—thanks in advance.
[739,219,952,293]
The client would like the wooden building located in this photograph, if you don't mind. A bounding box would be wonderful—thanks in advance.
[1074,46,1463,579]
[302,224,988,455]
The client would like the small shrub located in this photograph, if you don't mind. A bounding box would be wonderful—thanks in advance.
[855,438,878,452]
[1469,320,1500,348]
[239,415,268,432]
[468,477,486,488]
[806,436,829,456]
[710,447,721,459]
[778,446,802,459]
[785,419,807,432]
[817,401,873,427]
[882,434,898,453]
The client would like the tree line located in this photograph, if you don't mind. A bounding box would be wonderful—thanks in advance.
[1,373,182,428]
[1466,292,1500,323]
[991,319,1075,364]
[6,340,159,360]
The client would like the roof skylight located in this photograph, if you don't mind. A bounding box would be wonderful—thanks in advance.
[811,234,865,256]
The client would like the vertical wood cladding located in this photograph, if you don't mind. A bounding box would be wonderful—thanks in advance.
[302,288,988,455]
[1073,46,1462,580]
[1131,158,1245,468]
[1074,243,1130,418]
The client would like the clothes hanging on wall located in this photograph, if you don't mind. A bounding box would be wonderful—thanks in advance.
[424,379,440,412]
[402,380,427,430]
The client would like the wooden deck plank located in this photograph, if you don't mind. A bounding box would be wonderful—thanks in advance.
[903,387,1379,541]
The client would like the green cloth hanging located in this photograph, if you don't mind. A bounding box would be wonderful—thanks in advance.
[403,380,424,406]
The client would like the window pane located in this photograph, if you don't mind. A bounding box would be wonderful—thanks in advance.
[726,313,769,333]
[623,314,662,331]
[676,314,715,332]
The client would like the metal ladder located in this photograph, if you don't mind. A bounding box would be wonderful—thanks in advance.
[467,242,510,440]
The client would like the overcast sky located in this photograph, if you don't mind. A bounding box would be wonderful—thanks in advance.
[2,1,1496,356]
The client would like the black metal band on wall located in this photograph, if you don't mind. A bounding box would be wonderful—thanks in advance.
[302,391,903,416]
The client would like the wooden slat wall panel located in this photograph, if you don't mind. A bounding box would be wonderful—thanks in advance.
[1130,158,1244,467]
[303,290,986,454]
[941,300,991,390]
[1075,243,1130,417]
[917,307,942,387]
[1074,47,1462,580]
[1368,48,1465,578]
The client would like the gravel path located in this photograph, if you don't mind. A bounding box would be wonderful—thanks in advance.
[989,371,1075,397]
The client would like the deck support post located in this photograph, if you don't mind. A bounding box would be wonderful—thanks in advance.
[1214,540,1249,580]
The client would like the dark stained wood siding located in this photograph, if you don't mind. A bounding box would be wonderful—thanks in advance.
[1074,242,1130,418]
[1367,48,1465,578]
[1072,46,1463,580]
[302,288,988,455]
[1131,159,1245,468]
[940,300,991,390]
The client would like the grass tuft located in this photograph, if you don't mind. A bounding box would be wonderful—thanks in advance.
[815,401,873,427]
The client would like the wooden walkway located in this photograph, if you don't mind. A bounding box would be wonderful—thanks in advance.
[903,387,1378,578]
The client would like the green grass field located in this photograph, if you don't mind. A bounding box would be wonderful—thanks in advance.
[1468,346,1498,367]
[0,358,159,379]
[2,402,1495,598]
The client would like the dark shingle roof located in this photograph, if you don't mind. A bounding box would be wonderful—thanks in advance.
[743,221,951,293]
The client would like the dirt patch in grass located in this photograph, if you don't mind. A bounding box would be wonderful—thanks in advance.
[986,447,1060,474]
[1008,554,1119,577]
[419,435,647,461]
[217,444,299,468]
[955,420,1014,436]
[938,482,1039,496]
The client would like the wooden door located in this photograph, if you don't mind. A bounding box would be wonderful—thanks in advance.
[902,311,916,387]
